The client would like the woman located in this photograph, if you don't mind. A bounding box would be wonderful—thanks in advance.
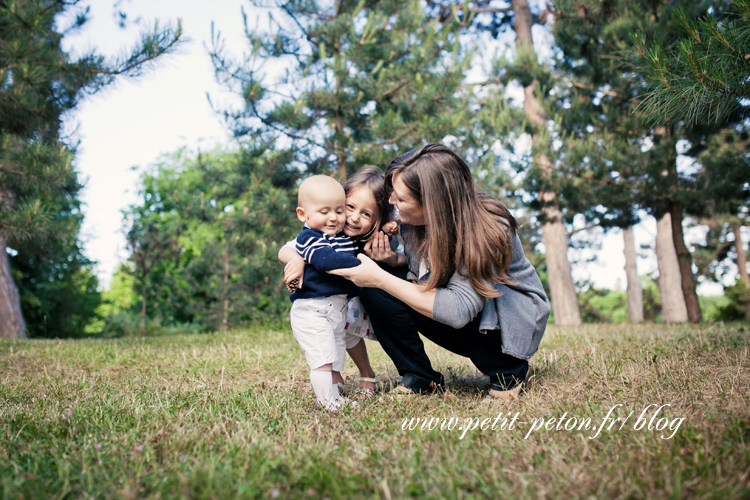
[331,144,550,398]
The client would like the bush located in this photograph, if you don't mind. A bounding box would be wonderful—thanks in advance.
[578,288,628,323]
[100,313,204,338]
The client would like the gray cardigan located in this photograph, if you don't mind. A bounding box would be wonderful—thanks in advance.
[404,228,550,360]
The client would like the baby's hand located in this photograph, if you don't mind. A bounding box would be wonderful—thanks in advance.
[381,221,399,236]
[284,257,305,292]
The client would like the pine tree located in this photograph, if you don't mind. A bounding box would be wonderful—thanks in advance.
[553,125,648,321]
[10,180,101,338]
[550,0,717,323]
[425,0,582,325]
[512,0,581,325]
[0,0,183,338]
[688,127,750,319]
[210,0,473,179]
[635,0,750,126]
[632,0,750,318]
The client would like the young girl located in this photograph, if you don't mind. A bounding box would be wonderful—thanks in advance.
[279,165,401,397]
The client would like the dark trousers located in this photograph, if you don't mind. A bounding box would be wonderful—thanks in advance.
[360,266,528,392]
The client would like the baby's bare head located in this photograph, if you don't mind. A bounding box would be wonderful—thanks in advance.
[297,175,345,209]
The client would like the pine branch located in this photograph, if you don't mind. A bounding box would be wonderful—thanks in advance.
[247,98,327,151]
[457,76,509,90]
[567,223,599,237]
[280,3,316,48]
[633,0,750,125]
[425,0,513,14]
[0,165,70,186]
[365,121,421,147]
[713,240,735,258]
[565,78,620,97]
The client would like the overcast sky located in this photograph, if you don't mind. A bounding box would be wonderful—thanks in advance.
[59,0,723,294]
[61,0,245,285]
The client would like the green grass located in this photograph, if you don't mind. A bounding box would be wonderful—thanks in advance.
[1,323,749,499]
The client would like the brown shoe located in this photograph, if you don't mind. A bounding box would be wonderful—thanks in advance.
[393,380,449,396]
[488,383,523,400]
[393,385,416,395]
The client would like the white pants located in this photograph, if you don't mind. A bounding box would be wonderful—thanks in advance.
[290,295,347,372]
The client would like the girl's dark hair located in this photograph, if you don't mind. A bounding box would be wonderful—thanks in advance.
[343,165,391,240]
[385,144,518,298]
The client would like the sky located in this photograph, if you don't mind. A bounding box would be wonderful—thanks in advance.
[62,0,247,285]
[60,0,723,294]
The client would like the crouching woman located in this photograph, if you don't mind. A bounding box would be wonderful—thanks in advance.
[331,144,550,398]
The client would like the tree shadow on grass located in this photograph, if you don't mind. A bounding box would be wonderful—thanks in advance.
[439,358,566,397]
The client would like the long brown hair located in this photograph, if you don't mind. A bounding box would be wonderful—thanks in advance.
[343,165,391,241]
[385,144,518,298]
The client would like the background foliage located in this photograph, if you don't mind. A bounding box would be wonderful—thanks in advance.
[106,144,299,335]
[0,0,183,338]
[2,0,748,338]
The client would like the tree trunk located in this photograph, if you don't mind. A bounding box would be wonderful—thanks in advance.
[140,281,147,332]
[335,114,347,180]
[651,125,699,322]
[623,226,644,323]
[222,240,230,333]
[334,2,347,181]
[512,0,580,325]
[732,223,750,320]
[0,237,27,338]
[541,201,581,325]
[655,212,688,322]
[669,201,702,323]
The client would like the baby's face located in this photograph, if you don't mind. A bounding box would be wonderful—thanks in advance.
[302,192,347,236]
[344,187,379,238]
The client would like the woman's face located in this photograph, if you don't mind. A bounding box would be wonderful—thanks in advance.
[343,187,378,238]
[389,173,425,226]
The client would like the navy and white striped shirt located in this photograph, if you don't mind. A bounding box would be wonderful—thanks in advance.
[296,229,357,264]
[290,226,361,301]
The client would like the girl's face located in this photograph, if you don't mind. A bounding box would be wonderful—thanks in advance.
[389,173,425,226]
[344,187,378,238]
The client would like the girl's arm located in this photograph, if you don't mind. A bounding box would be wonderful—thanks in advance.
[278,242,305,287]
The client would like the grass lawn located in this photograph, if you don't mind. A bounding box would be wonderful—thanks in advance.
[1,323,749,499]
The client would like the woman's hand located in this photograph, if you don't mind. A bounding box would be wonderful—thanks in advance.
[365,231,406,267]
[364,231,397,264]
[328,254,388,288]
